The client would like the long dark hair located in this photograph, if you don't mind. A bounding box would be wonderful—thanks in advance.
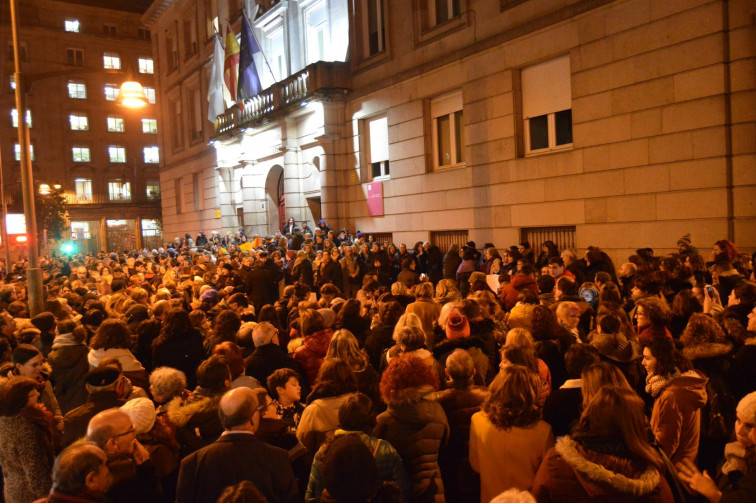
[153,307,193,348]
[307,358,357,402]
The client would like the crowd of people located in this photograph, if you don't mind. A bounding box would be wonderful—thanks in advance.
[0,218,754,503]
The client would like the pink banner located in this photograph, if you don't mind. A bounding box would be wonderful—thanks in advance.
[366,182,384,216]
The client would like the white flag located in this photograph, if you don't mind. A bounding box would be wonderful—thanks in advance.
[207,33,225,122]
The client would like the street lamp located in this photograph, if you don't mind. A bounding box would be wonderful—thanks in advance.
[9,0,148,315]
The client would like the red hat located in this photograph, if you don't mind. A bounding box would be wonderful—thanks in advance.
[446,312,470,340]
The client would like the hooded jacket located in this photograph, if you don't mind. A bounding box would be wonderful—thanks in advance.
[650,370,708,465]
[294,328,334,384]
[375,386,449,503]
[48,336,89,414]
[531,437,674,503]
[500,274,539,311]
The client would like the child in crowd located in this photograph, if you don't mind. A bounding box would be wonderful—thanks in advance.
[267,367,305,432]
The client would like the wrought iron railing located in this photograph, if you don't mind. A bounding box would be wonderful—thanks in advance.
[62,193,161,205]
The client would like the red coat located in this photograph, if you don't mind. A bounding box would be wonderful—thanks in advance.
[294,328,334,384]
[500,274,539,310]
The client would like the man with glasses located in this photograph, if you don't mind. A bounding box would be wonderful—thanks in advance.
[86,408,161,503]
[176,387,298,503]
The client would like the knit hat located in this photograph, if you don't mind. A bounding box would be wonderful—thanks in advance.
[318,308,336,328]
[677,234,693,246]
[85,366,120,387]
[736,391,756,425]
[591,332,639,363]
[199,289,218,302]
[31,312,56,333]
[446,312,470,340]
[120,397,156,435]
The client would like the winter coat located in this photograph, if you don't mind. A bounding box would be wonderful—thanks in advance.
[48,339,90,414]
[152,330,206,390]
[62,390,126,448]
[87,347,149,390]
[365,323,397,370]
[406,298,442,343]
[470,413,554,503]
[375,387,450,503]
[432,337,494,386]
[500,274,539,311]
[443,251,462,280]
[292,259,315,288]
[650,370,708,465]
[294,328,334,384]
[164,391,224,457]
[245,343,309,392]
[531,436,674,503]
[297,393,356,455]
[435,386,487,502]
[306,431,411,503]
[0,414,54,503]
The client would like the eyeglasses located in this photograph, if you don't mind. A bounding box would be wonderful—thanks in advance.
[112,427,136,439]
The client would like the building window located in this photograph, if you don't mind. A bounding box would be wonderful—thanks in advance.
[71,221,91,239]
[138,57,154,74]
[189,88,203,140]
[174,178,182,214]
[69,113,88,131]
[141,118,157,134]
[521,55,572,155]
[362,0,386,58]
[68,80,86,99]
[14,143,34,161]
[184,17,198,59]
[366,116,390,179]
[429,0,462,26]
[67,48,83,66]
[138,27,151,41]
[166,34,179,72]
[520,225,576,253]
[11,109,32,128]
[143,87,156,104]
[108,180,131,201]
[108,146,126,163]
[103,52,121,69]
[74,178,92,201]
[64,19,80,33]
[72,147,90,162]
[304,0,328,65]
[193,173,201,211]
[103,24,117,37]
[431,90,465,169]
[10,75,15,91]
[143,146,159,164]
[104,83,118,101]
[146,181,160,199]
[169,97,183,150]
[266,28,286,81]
[107,116,124,132]
[8,43,27,62]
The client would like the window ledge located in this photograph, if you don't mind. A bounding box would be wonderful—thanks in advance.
[353,50,390,75]
[434,162,466,172]
[415,11,469,47]
[525,144,573,157]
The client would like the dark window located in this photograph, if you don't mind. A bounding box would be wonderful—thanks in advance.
[528,115,549,151]
[555,109,573,146]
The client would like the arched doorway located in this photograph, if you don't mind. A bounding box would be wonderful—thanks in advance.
[264,165,284,234]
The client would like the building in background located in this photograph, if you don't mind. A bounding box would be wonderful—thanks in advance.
[0,0,162,255]
[145,0,755,260]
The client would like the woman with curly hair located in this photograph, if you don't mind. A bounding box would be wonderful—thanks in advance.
[470,365,554,503]
[152,308,206,389]
[375,354,449,503]
[204,309,242,354]
[325,329,380,406]
[88,318,148,388]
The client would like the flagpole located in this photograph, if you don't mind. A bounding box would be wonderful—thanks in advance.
[242,7,277,83]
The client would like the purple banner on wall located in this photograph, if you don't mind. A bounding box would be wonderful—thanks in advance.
[366,182,384,216]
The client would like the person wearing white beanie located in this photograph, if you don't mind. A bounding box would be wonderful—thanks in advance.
[120,397,156,435]
[678,391,756,502]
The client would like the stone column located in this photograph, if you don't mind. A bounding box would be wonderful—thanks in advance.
[99,217,107,252]
[215,165,237,233]
[134,216,143,250]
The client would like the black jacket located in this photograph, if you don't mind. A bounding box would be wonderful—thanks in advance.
[152,330,207,390]
[245,343,309,392]
[62,391,127,447]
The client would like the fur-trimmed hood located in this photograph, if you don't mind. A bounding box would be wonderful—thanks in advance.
[385,384,436,409]
[163,394,218,428]
[555,437,661,497]
[681,342,733,361]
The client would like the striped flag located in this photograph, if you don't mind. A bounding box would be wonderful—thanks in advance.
[223,26,240,106]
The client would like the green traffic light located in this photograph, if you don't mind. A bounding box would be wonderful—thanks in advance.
[61,243,74,254]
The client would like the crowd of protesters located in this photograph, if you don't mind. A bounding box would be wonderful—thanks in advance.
[0,217,754,503]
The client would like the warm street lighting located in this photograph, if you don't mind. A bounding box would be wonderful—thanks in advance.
[117,80,149,108]
[38,183,51,195]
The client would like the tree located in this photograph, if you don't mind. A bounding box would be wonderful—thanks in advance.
[35,188,69,241]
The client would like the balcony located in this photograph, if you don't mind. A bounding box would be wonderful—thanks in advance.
[213,61,351,138]
[63,193,161,205]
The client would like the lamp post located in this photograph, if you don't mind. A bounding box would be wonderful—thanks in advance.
[9,0,147,316]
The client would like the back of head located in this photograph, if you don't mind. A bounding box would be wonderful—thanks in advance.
[252,321,277,347]
[216,481,268,503]
[313,358,358,397]
[445,348,475,383]
[580,361,631,409]
[300,309,326,336]
[218,387,257,430]
[91,318,131,350]
[322,434,380,503]
[196,355,231,392]
[396,325,426,352]
[52,444,107,495]
[380,354,439,407]
[483,365,541,429]
[0,376,38,416]
[338,392,376,433]
[564,344,600,380]
[213,342,245,379]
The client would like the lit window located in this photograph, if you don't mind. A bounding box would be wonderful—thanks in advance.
[305,1,328,65]
[72,147,90,162]
[74,178,92,201]
[366,116,389,179]
[67,48,83,66]
[10,75,15,90]
[143,87,156,104]
[431,91,465,169]
[103,52,121,70]
[71,221,91,239]
[14,143,34,161]
[68,80,86,99]
[69,113,89,131]
[104,84,118,101]
[143,146,159,164]
[141,118,157,134]
[142,218,160,235]
[522,55,572,154]
[107,116,124,132]
[11,109,32,128]
[108,180,131,201]
[138,57,154,74]
[146,181,160,199]
[266,28,286,81]
[65,19,80,33]
[108,146,126,163]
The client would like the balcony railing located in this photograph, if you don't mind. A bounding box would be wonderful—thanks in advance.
[214,61,350,137]
[63,193,161,205]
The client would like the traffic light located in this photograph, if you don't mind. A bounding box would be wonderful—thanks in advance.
[61,242,74,254]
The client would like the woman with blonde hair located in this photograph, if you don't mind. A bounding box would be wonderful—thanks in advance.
[325,329,380,406]
[580,361,632,410]
[470,365,554,503]
[435,279,461,306]
[532,386,672,503]
[406,282,441,344]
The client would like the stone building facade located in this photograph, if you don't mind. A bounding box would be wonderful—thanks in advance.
[146,0,755,260]
[0,0,162,254]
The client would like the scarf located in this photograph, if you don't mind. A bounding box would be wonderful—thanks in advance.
[721,441,753,476]
[645,369,680,398]
[52,332,83,349]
